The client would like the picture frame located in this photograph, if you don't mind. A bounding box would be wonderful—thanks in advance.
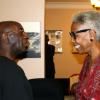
[45,30,63,53]
[20,22,41,58]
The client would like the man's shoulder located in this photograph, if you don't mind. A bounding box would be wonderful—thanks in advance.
[0,56,23,74]
[0,56,17,67]
[0,56,27,82]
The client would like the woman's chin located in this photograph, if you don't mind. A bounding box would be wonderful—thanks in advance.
[76,48,87,54]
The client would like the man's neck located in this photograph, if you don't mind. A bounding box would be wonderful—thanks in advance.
[0,50,16,62]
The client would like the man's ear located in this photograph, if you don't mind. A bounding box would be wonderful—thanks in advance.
[7,32,18,45]
[2,32,18,45]
[2,32,9,44]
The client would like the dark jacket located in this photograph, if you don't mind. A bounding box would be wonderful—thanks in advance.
[0,56,33,100]
[45,43,55,78]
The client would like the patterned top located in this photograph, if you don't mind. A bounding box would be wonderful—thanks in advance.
[76,55,100,100]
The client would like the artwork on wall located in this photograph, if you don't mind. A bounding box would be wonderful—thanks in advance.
[45,30,63,53]
[20,22,41,58]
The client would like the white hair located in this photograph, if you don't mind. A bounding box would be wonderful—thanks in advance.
[72,11,100,41]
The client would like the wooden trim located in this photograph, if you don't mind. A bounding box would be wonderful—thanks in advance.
[46,2,93,9]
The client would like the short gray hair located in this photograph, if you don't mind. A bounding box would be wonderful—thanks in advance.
[72,11,100,41]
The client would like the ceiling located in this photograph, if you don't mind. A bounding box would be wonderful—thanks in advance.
[46,0,89,2]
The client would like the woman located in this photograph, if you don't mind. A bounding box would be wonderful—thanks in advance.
[70,11,100,100]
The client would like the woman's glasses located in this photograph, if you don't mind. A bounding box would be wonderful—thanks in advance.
[69,29,91,39]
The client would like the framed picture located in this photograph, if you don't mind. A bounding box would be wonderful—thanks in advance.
[45,30,63,53]
[20,22,41,58]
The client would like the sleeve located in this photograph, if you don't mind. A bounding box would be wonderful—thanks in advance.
[75,82,81,100]
[90,69,100,100]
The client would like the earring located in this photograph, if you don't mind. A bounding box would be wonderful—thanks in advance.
[90,39,93,42]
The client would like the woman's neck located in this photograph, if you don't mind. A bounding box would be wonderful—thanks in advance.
[90,42,100,64]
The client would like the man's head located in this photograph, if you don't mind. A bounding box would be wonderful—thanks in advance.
[70,11,100,53]
[0,21,29,60]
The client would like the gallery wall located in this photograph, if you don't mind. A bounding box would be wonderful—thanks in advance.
[45,2,94,78]
[0,0,45,79]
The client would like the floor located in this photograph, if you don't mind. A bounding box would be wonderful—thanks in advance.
[64,95,75,100]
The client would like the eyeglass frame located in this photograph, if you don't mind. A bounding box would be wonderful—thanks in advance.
[69,29,91,39]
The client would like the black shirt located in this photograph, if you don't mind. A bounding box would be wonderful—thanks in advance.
[0,56,33,100]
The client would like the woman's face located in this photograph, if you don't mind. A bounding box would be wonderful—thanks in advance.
[70,23,92,53]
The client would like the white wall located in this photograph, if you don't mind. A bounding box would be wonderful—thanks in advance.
[0,0,45,79]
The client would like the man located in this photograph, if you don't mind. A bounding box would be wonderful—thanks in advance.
[70,11,100,99]
[45,35,55,78]
[0,21,33,100]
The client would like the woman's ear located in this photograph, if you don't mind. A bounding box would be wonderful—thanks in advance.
[89,29,96,42]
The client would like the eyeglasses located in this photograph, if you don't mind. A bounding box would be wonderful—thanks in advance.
[69,29,91,39]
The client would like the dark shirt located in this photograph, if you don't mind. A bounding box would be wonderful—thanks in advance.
[0,56,33,100]
[76,55,100,100]
[45,43,55,78]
